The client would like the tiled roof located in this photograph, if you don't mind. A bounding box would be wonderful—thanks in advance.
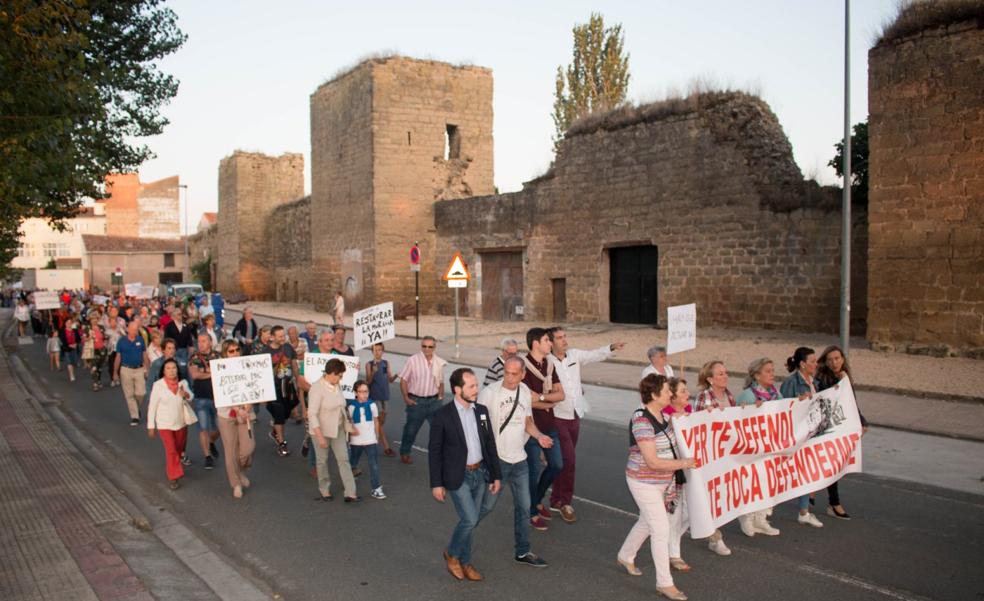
[82,235,185,253]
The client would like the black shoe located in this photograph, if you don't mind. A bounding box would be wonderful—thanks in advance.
[180,453,192,466]
[277,441,291,457]
[204,456,215,470]
[209,442,220,458]
[129,418,139,427]
[344,496,362,503]
[301,440,310,458]
[514,552,548,568]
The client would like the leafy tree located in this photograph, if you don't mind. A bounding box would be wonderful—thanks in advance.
[552,13,630,151]
[0,1,186,278]
[829,120,868,206]
[191,256,211,288]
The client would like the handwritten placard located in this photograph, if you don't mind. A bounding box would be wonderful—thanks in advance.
[209,354,276,408]
[33,291,61,310]
[124,283,143,297]
[303,353,360,399]
[134,285,155,299]
[667,303,697,355]
[353,301,395,350]
[91,295,109,305]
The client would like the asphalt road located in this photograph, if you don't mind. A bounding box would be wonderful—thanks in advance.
[15,338,984,601]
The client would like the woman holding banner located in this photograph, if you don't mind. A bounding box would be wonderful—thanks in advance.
[664,378,693,572]
[214,340,256,499]
[734,358,782,537]
[815,346,868,520]
[691,360,734,556]
[617,374,695,601]
[779,347,824,528]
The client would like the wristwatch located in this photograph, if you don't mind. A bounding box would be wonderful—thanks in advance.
[539,394,545,402]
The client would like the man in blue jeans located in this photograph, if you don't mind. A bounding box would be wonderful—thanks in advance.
[429,368,501,581]
[399,336,446,463]
[478,356,552,567]
[521,327,565,531]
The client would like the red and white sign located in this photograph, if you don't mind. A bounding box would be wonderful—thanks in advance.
[673,378,863,538]
[442,252,470,287]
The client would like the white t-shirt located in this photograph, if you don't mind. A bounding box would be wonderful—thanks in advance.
[641,364,675,379]
[477,381,532,464]
[347,402,379,446]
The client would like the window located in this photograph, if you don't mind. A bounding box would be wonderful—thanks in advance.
[43,243,58,258]
[57,243,70,257]
[163,253,175,267]
[444,124,460,160]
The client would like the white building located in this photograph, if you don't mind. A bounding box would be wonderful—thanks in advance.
[13,204,107,269]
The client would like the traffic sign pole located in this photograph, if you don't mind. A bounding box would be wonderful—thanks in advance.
[411,242,420,340]
[454,286,459,359]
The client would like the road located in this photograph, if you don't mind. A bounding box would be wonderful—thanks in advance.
[14,335,984,601]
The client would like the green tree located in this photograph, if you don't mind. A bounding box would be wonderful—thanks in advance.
[551,13,630,151]
[191,255,211,288]
[829,120,869,206]
[0,1,186,278]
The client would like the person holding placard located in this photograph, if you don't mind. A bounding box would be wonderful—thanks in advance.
[147,358,197,490]
[260,326,299,457]
[617,374,694,601]
[214,340,256,499]
[779,346,824,529]
[308,359,358,502]
[692,360,734,556]
[365,342,398,457]
[642,346,675,380]
[734,358,783,538]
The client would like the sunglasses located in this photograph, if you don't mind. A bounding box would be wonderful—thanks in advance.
[227,347,241,354]
[422,345,435,349]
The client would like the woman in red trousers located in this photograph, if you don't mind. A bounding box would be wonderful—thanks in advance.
[147,358,197,489]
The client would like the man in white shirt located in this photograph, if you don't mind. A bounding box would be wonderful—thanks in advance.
[547,327,624,523]
[478,356,553,568]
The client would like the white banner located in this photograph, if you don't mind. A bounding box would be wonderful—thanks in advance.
[124,283,143,297]
[666,303,696,355]
[303,353,360,399]
[672,378,863,538]
[33,291,61,310]
[209,355,277,409]
[353,302,395,350]
[91,295,110,305]
[134,285,155,299]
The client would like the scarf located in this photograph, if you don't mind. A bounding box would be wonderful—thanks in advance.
[752,383,781,403]
[347,399,374,423]
[164,377,180,395]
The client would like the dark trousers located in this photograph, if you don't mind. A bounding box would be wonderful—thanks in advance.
[399,394,440,456]
[550,415,580,507]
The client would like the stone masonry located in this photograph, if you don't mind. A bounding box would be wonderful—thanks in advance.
[867,18,984,356]
[435,92,869,332]
[103,173,181,240]
[309,56,494,312]
[215,151,304,299]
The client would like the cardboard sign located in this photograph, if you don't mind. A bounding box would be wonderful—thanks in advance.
[133,285,155,299]
[33,291,61,310]
[303,353,360,399]
[353,302,395,350]
[674,378,863,538]
[666,303,697,355]
[209,354,277,409]
[124,283,143,297]
[91,295,110,305]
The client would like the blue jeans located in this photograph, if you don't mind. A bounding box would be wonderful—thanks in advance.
[797,494,811,511]
[448,468,489,565]
[399,395,441,456]
[525,429,563,516]
[193,397,218,433]
[480,459,531,557]
[349,443,380,489]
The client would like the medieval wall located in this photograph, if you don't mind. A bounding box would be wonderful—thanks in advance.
[270,196,313,303]
[867,18,984,356]
[435,92,869,332]
[215,151,304,300]
[309,56,494,314]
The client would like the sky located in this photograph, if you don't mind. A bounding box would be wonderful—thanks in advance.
[135,0,902,232]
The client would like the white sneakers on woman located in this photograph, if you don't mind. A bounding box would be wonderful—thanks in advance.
[708,538,731,555]
[798,512,824,528]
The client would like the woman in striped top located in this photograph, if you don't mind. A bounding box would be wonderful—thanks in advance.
[617,374,695,601]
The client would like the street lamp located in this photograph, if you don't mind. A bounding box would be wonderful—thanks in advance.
[840,0,852,356]
[179,183,189,283]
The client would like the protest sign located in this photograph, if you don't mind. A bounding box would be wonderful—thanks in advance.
[666,303,697,355]
[91,295,109,305]
[673,378,863,538]
[124,283,143,297]
[209,354,277,409]
[33,291,61,310]
[134,285,155,299]
[353,302,395,350]
[303,353,360,399]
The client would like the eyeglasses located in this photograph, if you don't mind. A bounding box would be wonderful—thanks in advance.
[422,345,435,349]
[227,348,241,354]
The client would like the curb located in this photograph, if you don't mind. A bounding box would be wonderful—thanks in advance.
[230,308,984,405]
[2,317,275,601]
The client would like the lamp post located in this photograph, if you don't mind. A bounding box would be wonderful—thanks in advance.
[179,184,189,283]
[840,0,852,356]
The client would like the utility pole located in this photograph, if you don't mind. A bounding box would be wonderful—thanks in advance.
[840,0,852,356]
[179,184,190,283]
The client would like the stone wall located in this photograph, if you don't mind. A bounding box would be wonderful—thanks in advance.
[435,92,868,333]
[309,56,494,314]
[215,151,304,300]
[867,19,984,356]
[270,196,313,303]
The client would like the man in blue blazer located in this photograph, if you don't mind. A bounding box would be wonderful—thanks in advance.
[429,367,502,582]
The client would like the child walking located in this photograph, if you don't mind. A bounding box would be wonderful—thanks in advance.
[365,342,398,457]
[347,380,385,500]
[47,330,61,371]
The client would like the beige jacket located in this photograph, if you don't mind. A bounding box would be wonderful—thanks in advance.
[307,377,347,438]
[147,379,195,431]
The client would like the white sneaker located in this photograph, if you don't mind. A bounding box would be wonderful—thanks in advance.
[708,538,731,556]
[754,514,781,536]
[738,515,757,538]
[371,486,386,500]
[798,512,824,528]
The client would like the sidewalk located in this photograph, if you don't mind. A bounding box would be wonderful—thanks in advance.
[0,311,270,601]
[228,304,984,442]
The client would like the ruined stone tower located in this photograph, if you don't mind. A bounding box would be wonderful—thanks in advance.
[309,56,494,312]
[216,151,305,299]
